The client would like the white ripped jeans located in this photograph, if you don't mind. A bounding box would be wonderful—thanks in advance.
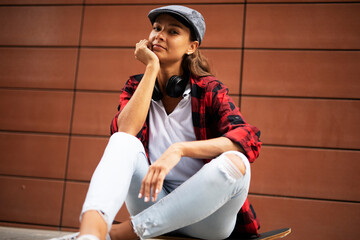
[81,132,251,240]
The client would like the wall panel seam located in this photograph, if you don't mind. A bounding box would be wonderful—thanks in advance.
[262,143,360,152]
[242,94,360,101]
[3,129,358,151]
[249,193,360,204]
[243,48,360,51]
[0,174,66,183]
[0,4,83,7]
[0,174,90,184]
[77,3,246,7]
[0,130,69,137]
[246,1,360,5]
[1,129,358,152]
[0,87,76,93]
[0,46,79,49]
[238,0,247,112]
[58,1,86,229]
[0,220,62,229]
[1,45,359,51]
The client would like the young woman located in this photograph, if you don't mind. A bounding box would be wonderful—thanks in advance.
[56,5,261,240]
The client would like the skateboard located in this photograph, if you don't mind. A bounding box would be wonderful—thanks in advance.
[236,228,291,240]
[154,228,291,240]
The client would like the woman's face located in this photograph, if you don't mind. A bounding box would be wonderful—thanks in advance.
[148,14,198,65]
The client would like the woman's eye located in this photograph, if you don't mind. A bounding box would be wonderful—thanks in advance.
[170,30,179,35]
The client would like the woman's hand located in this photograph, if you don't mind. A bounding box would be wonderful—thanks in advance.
[139,143,183,202]
[134,39,159,67]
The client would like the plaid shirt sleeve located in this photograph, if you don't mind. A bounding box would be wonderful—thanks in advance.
[208,80,261,236]
[204,79,261,163]
[193,76,261,236]
[110,77,135,135]
[230,199,260,238]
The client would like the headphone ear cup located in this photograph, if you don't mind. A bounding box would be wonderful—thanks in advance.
[166,75,188,98]
[152,80,163,101]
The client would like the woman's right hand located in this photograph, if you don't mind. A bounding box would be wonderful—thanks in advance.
[139,143,183,202]
[134,39,159,67]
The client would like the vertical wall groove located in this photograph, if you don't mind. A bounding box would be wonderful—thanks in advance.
[239,0,247,111]
[59,0,86,229]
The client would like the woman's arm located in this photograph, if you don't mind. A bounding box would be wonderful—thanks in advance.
[177,136,244,160]
[116,40,160,136]
[139,136,244,202]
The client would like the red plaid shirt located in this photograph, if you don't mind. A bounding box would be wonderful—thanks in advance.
[110,74,261,237]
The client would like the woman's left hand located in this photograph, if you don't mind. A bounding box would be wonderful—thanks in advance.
[139,143,183,202]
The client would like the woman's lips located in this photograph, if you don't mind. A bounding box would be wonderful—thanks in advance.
[152,44,166,51]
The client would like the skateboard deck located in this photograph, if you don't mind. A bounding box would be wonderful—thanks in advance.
[152,228,291,240]
[245,228,291,240]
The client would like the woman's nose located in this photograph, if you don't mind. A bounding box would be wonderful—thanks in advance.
[155,30,164,41]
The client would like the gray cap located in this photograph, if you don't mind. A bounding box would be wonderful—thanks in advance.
[148,5,206,45]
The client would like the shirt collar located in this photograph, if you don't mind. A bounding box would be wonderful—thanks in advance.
[182,83,191,98]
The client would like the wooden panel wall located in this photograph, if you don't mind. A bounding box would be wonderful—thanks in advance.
[0,1,359,240]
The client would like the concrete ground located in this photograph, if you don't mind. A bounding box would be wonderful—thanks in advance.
[0,226,76,240]
[0,226,189,240]
[0,226,291,239]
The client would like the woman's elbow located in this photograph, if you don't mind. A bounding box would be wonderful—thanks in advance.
[116,126,139,137]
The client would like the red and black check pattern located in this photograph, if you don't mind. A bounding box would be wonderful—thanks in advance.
[110,74,261,236]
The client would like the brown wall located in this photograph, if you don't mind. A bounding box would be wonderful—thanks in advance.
[0,1,359,239]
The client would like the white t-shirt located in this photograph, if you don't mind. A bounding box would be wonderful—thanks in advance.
[148,85,205,189]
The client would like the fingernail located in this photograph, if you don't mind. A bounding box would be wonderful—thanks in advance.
[144,197,149,202]
[138,193,142,199]
[155,189,160,194]
[152,197,155,202]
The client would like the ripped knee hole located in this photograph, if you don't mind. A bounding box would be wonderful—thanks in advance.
[225,153,246,176]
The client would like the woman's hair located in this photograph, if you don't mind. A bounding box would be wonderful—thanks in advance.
[182,49,213,77]
[181,31,213,77]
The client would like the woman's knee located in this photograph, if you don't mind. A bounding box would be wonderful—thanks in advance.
[216,151,250,181]
[109,132,143,150]
[224,152,246,176]
[110,131,139,143]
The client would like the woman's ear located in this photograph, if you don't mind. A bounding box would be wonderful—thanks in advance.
[186,41,199,55]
